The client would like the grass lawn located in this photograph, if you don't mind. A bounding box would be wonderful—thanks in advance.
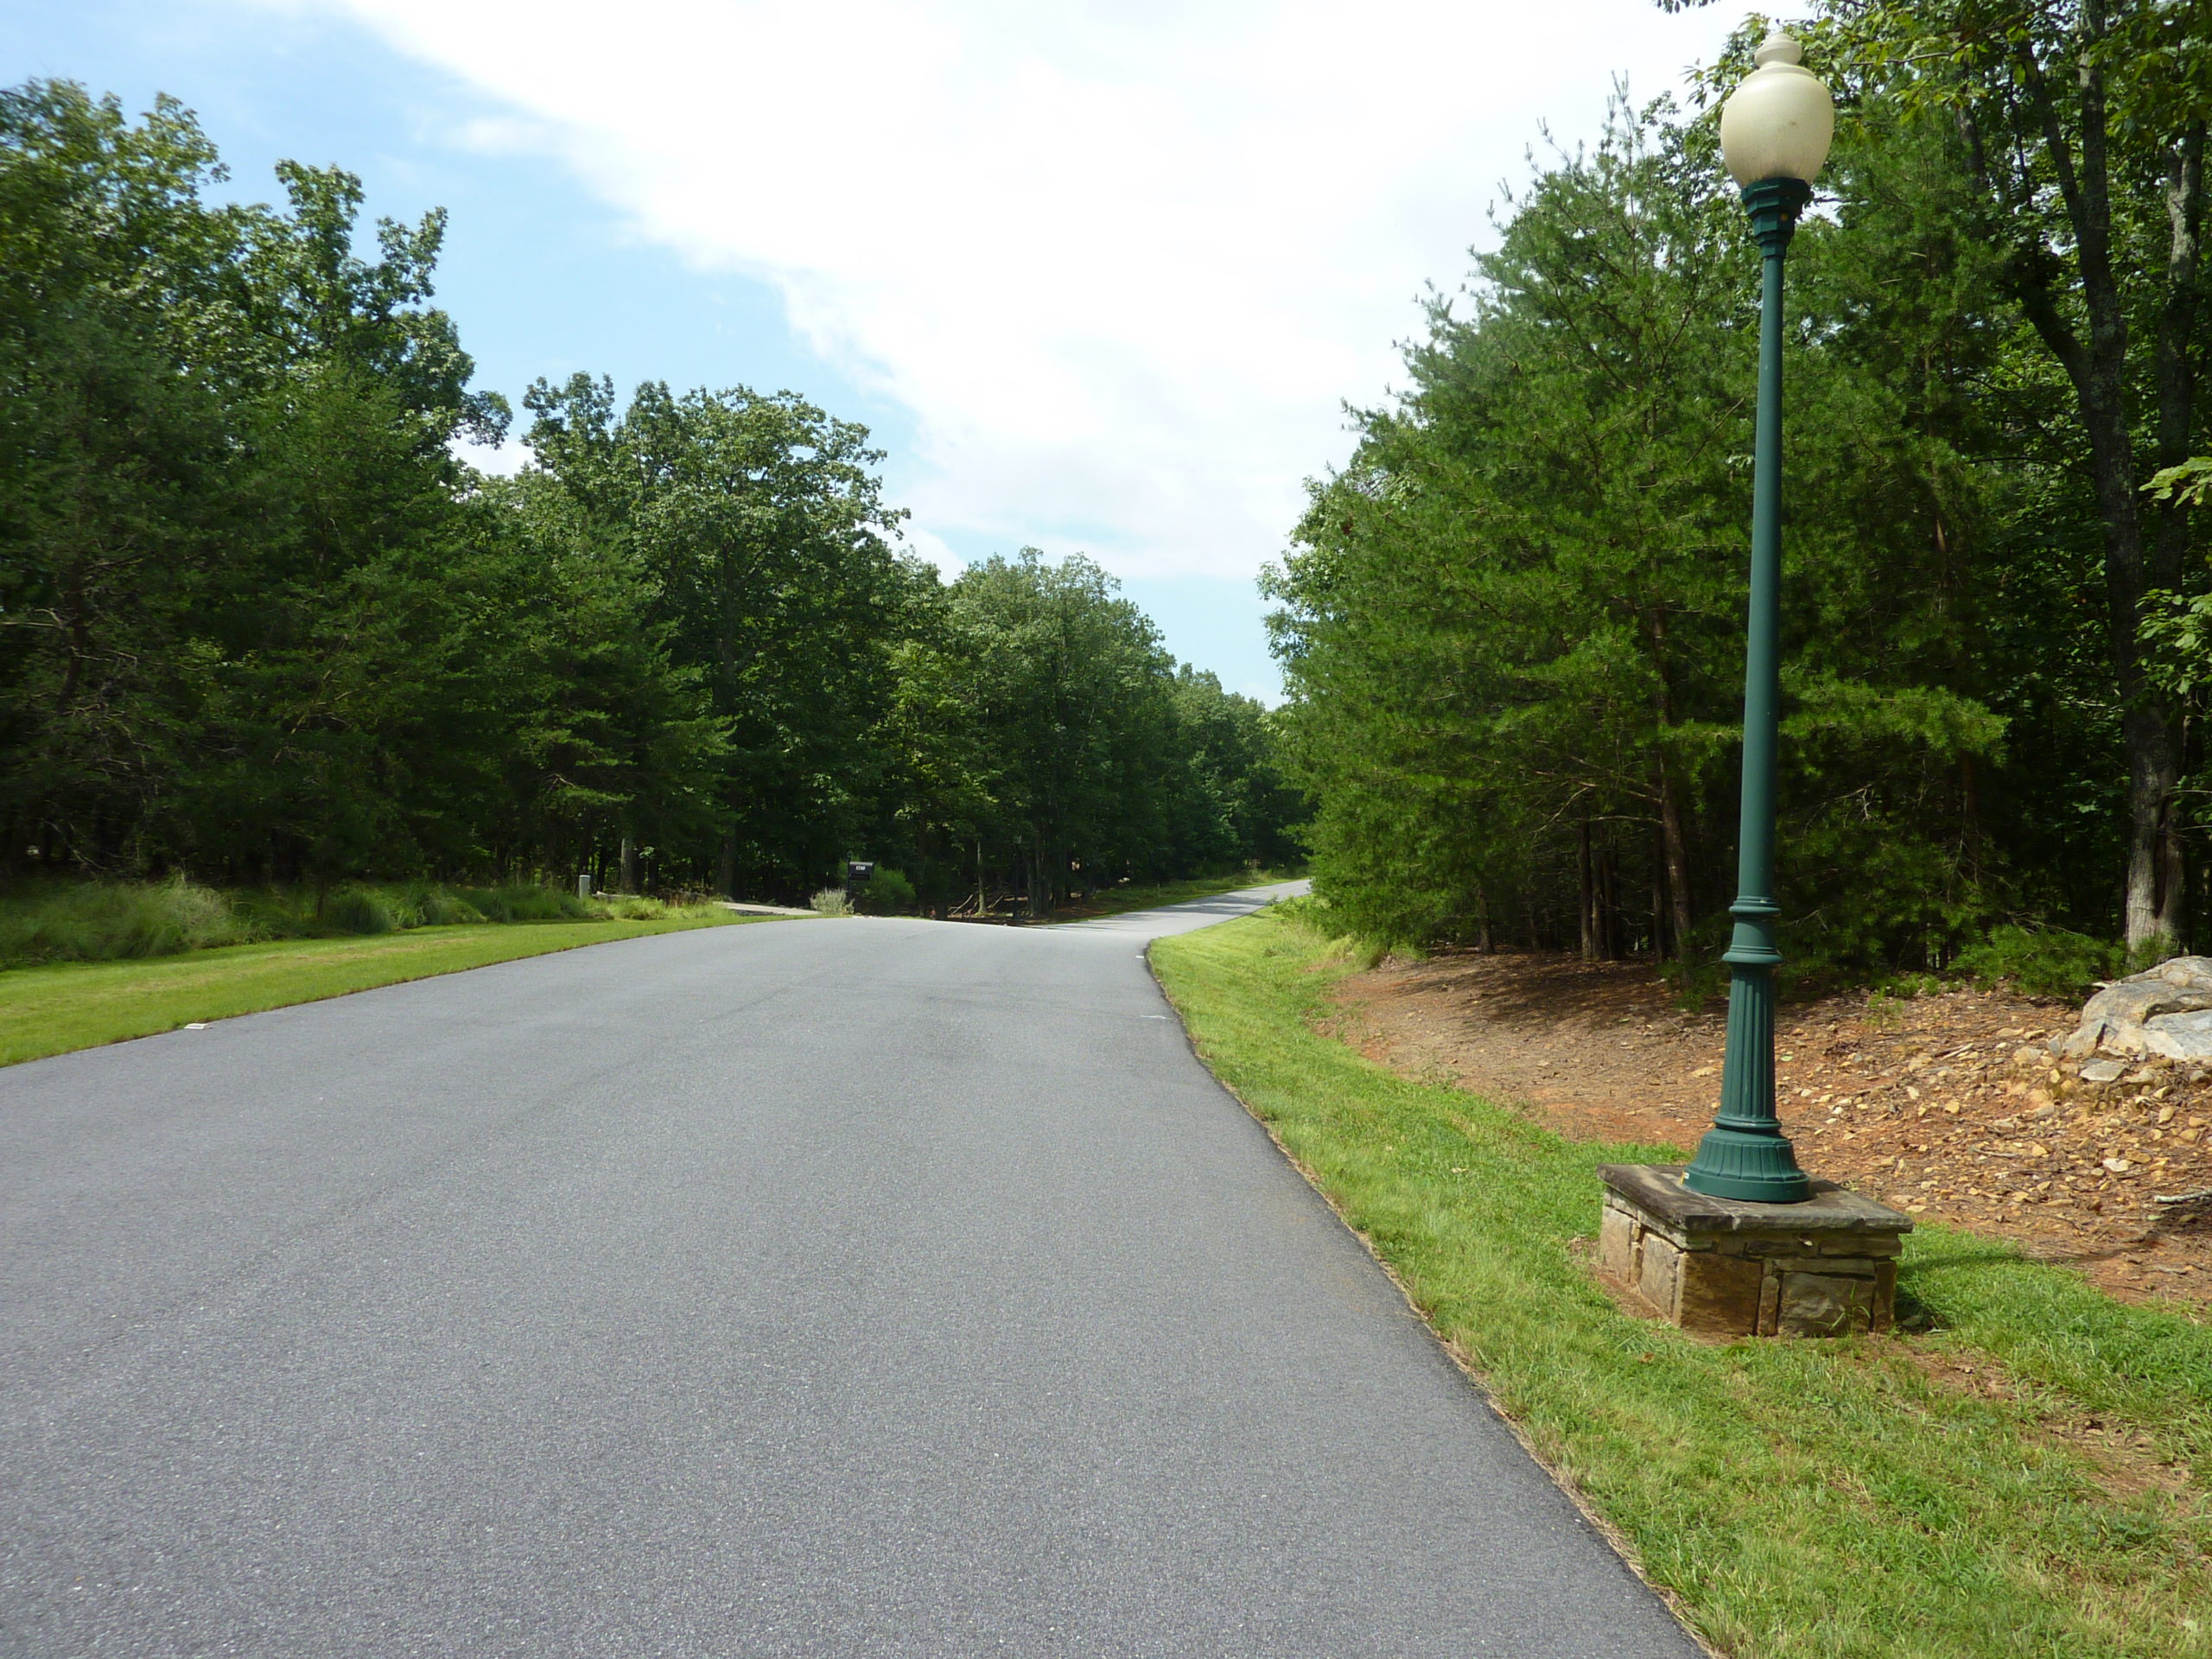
[1152,908,2212,1659]
[0,912,767,1068]
[1048,868,1302,922]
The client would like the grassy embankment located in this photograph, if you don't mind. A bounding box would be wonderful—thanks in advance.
[1152,907,2212,1659]
[0,912,760,1068]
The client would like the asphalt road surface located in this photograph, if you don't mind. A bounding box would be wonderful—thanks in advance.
[3,883,1702,1657]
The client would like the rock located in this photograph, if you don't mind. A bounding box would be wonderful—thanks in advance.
[2080,1058,2127,1083]
[2143,1008,2212,1061]
[2149,956,2212,991]
[2056,956,2212,1060]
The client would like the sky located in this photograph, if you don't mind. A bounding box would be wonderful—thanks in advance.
[3,0,1745,700]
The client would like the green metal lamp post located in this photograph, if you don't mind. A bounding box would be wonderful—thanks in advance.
[1682,30,1835,1204]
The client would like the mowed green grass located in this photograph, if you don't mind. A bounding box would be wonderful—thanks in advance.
[1152,909,2212,1659]
[0,912,766,1067]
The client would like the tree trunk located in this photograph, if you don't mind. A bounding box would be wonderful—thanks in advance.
[1597,840,1621,961]
[1578,818,1597,962]
[717,829,737,899]
[2144,120,2207,952]
[1656,770,1694,959]
[1646,614,1695,959]
[620,836,639,894]
[2005,25,2192,951]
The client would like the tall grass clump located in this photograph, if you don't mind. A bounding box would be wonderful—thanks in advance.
[589,894,733,922]
[415,889,487,925]
[1,877,609,967]
[810,887,853,917]
[457,885,589,923]
[0,880,242,964]
[321,887,395,936]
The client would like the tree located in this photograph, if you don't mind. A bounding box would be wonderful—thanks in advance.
[934,550,1180,908]
[1269,92,2015,976]
[0,81,517,878]
[0,79,1302,906]
[523,376,922,897]
[1756,0,2212,947]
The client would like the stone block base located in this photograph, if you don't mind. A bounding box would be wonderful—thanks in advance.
[1596,1164,1911,1338]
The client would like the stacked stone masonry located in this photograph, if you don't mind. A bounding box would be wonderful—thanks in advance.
[1596,1165,1911,1338]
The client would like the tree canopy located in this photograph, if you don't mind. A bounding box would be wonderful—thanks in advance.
[1269,13,2209,981]
[0,80,1304,907]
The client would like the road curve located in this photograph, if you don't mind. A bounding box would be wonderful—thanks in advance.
[2,884,1700,1657]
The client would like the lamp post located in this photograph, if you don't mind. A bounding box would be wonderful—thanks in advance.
[1681,30,1834,1204]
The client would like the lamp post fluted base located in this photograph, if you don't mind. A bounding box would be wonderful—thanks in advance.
[1683,957,1810,1202]
[1681,1123,1809,1202]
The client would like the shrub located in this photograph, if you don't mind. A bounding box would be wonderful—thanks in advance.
[810,887,853,917]
[855,867,917,915]
[1954,925,2122,1000]
[322,887,394,936]
[0,879,243,963]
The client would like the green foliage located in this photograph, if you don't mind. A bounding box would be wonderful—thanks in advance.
[809,887,852,917]
[0,79,1307,909]
[881,550,1306,914]
[1953,925,2124,1001]
[1802,0,2212,953]
[854,867,917,914]
[1268,69,2193,980]
[0,879,239,963]
[2147,457,2212,512]
[519,375,900,894]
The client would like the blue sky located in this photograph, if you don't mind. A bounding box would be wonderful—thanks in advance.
[4,0,1739,701]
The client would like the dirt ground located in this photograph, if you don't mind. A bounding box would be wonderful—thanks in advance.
[1326,950,2212,1310]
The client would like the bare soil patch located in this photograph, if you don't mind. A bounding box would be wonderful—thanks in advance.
[1326,950,2212,1310]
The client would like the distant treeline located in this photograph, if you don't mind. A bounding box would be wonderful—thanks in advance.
[0,82,1303,910]
[1269,6,2209,986]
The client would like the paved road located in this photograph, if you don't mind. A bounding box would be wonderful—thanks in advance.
[3,884,1700,1657]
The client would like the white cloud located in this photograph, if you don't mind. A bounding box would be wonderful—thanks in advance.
[302,0,1743,580]
[450,430,530,476]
